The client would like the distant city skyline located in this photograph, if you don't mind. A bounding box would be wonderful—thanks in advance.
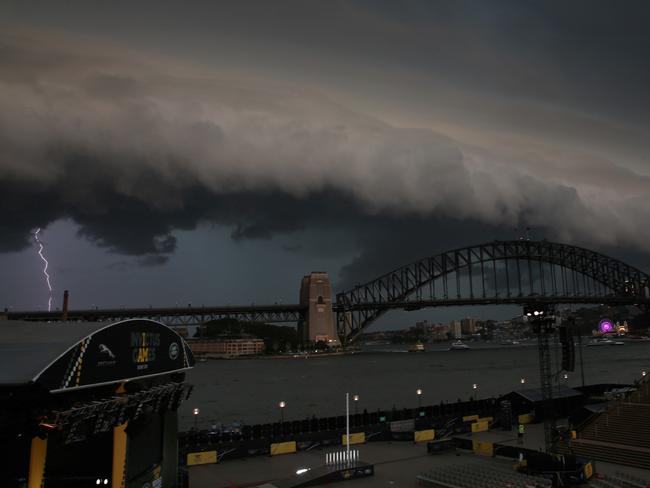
[1,1,649,329]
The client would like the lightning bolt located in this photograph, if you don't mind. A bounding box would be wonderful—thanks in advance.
[34,228,53,311]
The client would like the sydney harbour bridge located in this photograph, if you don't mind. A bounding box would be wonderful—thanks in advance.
[7,240,650,344]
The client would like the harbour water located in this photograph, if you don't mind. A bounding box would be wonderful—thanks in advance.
[179,341,650,430]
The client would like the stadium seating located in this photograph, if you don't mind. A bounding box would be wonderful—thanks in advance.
[556,375,650,470]
[417,461,552,488]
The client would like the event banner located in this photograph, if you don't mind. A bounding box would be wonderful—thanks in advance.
[36,319,193,391]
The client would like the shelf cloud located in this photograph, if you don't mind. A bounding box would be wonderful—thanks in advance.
[1,28,649,278]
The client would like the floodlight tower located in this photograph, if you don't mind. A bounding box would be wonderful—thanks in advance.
[524,303,557,453]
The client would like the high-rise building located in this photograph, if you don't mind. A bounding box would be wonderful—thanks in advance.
[415,320,431,333]
[450,320,462,339]
[461,317,476,335]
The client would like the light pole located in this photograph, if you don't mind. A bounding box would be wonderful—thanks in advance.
[472,383,478,401]
[193,408,200,430]
[416,388,423,409]
[520,377,526,385]
[345,393,350,462]
[353,394,359,415]
[278,401,286,423]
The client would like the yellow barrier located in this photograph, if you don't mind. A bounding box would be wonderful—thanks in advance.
[342,432,366,445]
[472,440,493,456]
[478,417,493,423]
[462,414,479,422]
[28,436,48,488]
[414,429,435,442]
[583,461,593,479]
[518,413,534,424]
[112,423,128,488]
[270,441,297,456]
[471,420,489,433]
[186,450,218,466]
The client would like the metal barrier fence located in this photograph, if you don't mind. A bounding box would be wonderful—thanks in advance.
[179,398,498,464]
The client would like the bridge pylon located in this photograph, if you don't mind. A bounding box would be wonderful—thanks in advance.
[299,272,338,345]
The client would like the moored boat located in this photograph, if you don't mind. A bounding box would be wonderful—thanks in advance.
[408,342,426,353]
[449,340,470,351]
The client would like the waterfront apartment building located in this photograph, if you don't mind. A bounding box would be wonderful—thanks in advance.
[432,324,450,340]
[187,338,265,357]
[461,317,477,335]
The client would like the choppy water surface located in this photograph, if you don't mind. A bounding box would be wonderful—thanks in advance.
[179,341,650,429]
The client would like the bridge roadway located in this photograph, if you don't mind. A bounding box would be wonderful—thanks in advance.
[4,303,306,327]
[5,240,650,341]
[5,295,648,327]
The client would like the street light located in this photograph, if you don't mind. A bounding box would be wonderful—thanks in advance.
[520,377,526,385]
[353,394,359,415]
[193,407,200,430]
[416,388,423,409]
[642,371,647,377]
[278,401,286,423]
[472,383,478,401]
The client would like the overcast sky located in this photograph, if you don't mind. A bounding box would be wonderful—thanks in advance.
[1,1,648,328]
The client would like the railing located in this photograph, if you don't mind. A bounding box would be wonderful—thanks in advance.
[179,398,499,457]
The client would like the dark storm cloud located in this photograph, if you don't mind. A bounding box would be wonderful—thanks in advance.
[339,1,650,124]
[0,24,649,288]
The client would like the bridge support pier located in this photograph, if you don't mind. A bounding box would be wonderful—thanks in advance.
[299,272,338,345]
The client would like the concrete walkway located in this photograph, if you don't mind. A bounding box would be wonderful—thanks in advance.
[189,427,650,488]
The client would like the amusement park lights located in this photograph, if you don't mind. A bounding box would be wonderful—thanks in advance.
[599,319,614,334]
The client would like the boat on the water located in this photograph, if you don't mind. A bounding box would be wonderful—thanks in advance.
[449,340,470,351]
[587,338,625,347]
[408,342,426,353]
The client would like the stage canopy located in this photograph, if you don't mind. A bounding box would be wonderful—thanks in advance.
[0,319,194,392]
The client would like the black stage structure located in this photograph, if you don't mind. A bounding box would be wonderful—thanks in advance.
[0,318,195,488]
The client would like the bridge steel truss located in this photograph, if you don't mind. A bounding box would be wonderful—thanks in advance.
[335,240,650,343]
[7,304,306,327]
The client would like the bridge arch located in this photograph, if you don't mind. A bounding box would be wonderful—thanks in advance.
[335,240,650,342]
